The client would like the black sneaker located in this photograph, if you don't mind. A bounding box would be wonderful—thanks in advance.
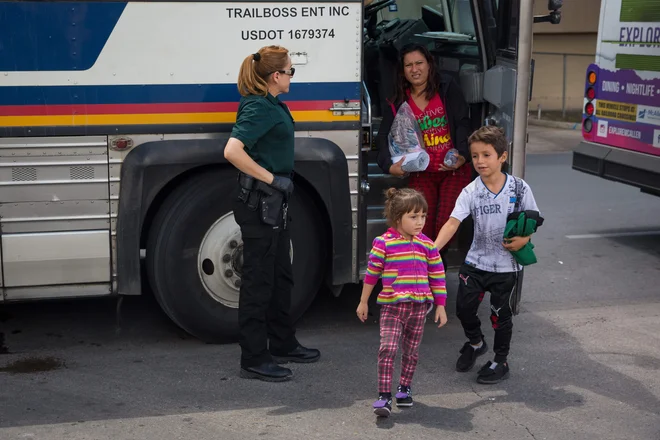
[372,394,392,417]
[476,361,510,384]
[456,340,488,372]
[395,385,413,407]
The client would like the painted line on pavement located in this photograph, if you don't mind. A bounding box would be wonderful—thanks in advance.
[566,231,660,239]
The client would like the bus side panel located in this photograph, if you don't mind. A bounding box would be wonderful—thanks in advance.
[0,1,364,299]
[115,136,353,296]
[0,1,364,135]
[0,136,112,300]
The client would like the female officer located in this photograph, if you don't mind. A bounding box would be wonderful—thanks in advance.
[224,45,320,382]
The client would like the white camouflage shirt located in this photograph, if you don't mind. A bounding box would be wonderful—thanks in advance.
[450,173,540,273]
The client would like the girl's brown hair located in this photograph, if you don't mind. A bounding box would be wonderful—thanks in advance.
[383,188,428,227]
[237,45,290,97]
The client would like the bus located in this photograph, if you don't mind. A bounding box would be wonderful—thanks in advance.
[573,0,660,196]
[0,0,562,342]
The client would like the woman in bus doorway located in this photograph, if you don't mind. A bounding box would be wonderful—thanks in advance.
[377,44,473,256]
[224,45,320,383]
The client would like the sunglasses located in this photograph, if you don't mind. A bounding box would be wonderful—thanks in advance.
[275,67,295,77]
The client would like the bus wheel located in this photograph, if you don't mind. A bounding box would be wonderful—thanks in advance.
[145,169,325,343]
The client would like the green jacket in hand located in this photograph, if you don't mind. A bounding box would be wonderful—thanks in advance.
[503,210,544,266]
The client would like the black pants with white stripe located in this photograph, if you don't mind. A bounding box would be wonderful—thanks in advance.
[456,264,519,363]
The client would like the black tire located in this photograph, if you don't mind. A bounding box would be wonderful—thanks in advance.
[146,169,326,343]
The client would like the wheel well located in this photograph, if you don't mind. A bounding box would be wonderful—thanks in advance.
[289,175,333,288]
[139,164,233,250]
[139,165,334,287]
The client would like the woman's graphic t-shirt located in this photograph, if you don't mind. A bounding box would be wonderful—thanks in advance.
[407,91,454,172]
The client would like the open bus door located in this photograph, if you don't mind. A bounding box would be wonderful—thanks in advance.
[478,0,562,309]
[360,0,524,271]
[360,0,497,271]
[359,0,563,275]
[483,0,562,178]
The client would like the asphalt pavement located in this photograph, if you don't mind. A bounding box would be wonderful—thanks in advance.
[1,127,659,440]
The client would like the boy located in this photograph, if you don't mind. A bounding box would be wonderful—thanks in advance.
[434,126,540,384]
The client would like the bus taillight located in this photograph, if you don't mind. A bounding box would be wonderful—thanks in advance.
[585,102,594,116]
[583,67,597,137]
[586,87,596,100]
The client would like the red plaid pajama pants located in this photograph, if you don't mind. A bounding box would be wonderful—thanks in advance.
[378,301,430,394]
[409,165,472,250]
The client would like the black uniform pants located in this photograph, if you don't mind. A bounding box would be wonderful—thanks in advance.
[232,194,298,368]
[456,264,519,363]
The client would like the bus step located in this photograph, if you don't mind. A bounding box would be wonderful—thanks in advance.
[367,171,408,205]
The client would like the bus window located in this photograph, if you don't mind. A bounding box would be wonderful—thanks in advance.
[445,0,476,36]
[377,1,476,37]
[363,0,484,119]
[496,0,520,55]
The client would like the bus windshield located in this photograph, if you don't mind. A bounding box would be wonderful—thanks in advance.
[380,0,476,37]
[444,0,476,36]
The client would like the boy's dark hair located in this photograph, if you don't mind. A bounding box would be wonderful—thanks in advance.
[383,188,428,227]
[468,126,508,157]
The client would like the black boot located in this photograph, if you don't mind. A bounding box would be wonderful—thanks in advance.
[271,344,321,364]
[240,362,293,382]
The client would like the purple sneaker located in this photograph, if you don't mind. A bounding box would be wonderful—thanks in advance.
[395,385,413,407]
[372,395,392,417]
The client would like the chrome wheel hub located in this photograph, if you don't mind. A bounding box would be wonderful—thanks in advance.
[198,212,294,308]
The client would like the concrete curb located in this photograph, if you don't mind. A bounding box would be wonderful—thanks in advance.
[527,118,581,130]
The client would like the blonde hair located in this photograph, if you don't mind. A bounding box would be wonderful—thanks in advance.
[237,45,290,97]
[383,188,428,227]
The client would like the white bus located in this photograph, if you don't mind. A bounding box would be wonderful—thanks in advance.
[0,0,562,342]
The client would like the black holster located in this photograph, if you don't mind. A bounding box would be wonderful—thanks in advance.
[237,172,260,210]
[237,172,287,228]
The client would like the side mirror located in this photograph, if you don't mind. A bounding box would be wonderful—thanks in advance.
[534,0,562,25]
[534,10,561,24]
[548,0,563,10]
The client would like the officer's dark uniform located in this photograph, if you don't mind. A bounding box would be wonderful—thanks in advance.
[230,93,302,371]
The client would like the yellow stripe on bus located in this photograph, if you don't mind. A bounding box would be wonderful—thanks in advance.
[0,110,359,127]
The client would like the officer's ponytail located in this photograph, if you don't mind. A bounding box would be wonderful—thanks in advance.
[237,45,290,97]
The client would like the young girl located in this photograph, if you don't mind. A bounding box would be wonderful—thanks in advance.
[356,188,448,418]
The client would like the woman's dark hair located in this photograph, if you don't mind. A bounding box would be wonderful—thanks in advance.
[392,44,440,106]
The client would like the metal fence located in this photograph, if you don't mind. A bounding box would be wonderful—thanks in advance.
[530,51,595,119]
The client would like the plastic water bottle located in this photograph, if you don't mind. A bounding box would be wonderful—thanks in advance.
[444,148,459,167]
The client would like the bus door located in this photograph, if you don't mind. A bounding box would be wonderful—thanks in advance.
[360,0,507,269]
[482,0,521,170]
[483,0,563,176]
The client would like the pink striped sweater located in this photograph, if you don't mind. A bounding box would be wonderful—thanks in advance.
[364,228,447,306]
